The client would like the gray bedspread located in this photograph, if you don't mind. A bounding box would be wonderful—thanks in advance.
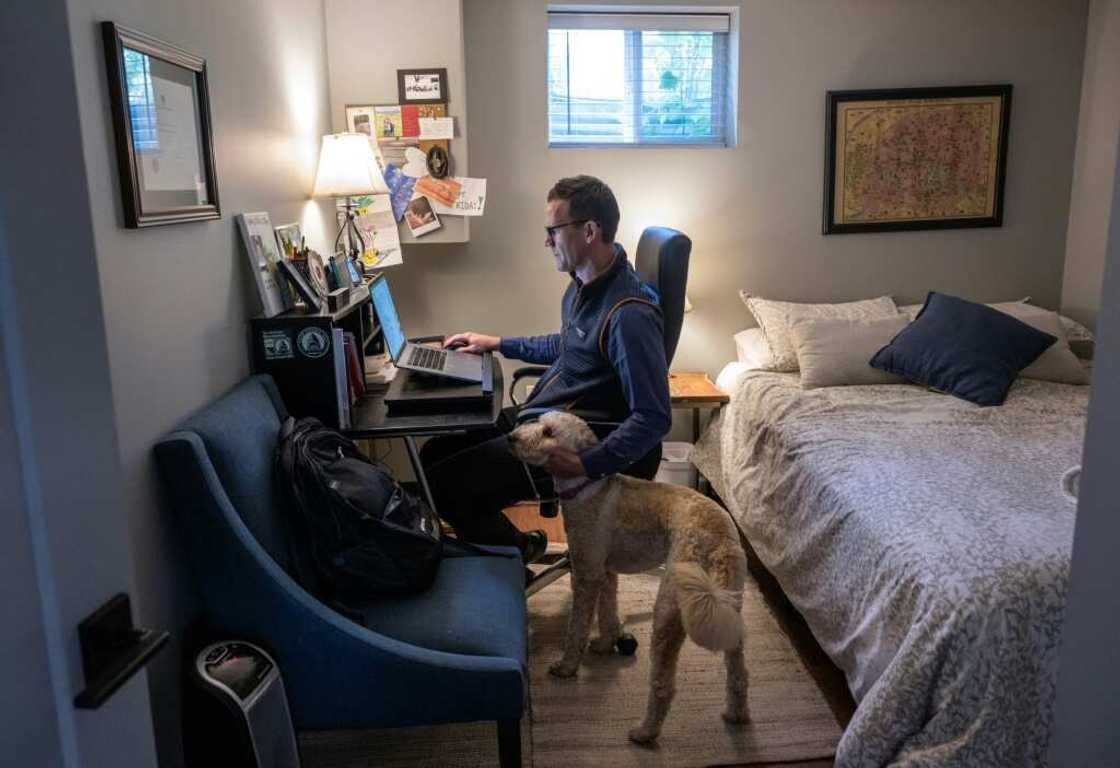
[691,371,1089,767]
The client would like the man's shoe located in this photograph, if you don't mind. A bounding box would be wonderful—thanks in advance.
[520,529,548,564]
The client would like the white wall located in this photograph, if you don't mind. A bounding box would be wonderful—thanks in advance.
[64,1,334,764]
[1062,0,1120,331]
[373,0,1089,379]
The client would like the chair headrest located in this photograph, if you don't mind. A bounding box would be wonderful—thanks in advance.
[636,227,691,366]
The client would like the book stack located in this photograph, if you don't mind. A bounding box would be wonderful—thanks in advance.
[363,353,398,392]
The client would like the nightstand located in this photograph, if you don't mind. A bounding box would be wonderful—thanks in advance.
[669,371,729,442]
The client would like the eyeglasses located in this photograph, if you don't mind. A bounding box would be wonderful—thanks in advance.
[544,219,590,239]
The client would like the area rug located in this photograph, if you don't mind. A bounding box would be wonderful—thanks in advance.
[299,570,842,767]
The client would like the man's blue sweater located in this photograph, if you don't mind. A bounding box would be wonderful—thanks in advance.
[499,246,671,478]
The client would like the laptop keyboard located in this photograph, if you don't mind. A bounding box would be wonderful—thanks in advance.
[408,345,448,371]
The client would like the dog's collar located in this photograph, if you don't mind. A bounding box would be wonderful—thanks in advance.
[555,477,603,500]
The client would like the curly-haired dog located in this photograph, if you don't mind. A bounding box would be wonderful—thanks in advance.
[509,411,749,744]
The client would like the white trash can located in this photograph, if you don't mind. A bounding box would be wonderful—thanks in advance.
[655,442,696,487]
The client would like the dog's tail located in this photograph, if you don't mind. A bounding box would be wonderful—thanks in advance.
[670,562,743,652]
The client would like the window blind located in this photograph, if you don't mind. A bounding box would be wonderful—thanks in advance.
[547,10,733,146]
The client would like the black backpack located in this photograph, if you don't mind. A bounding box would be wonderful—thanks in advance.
[276,417,444,599]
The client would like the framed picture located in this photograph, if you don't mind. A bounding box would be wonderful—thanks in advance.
[274,222,302,259]
[345,105,377,137]
[397,68,448,105]
[101,22,220,228]
[823,85,1012,234]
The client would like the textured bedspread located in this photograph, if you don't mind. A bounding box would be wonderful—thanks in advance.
[692,371,1089,767]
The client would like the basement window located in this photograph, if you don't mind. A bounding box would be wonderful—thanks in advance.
[547,7,736,147]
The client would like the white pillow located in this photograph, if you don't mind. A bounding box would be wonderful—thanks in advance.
[789,315,909,389]
[732,328,773,369]
[738,292,898,372]
[990,304,1090,384]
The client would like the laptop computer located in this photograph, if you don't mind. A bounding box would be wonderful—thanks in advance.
[369,275,485,384]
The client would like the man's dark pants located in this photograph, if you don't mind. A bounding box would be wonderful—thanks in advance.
[419,407,661,550]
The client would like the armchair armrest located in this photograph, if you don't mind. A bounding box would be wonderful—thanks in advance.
[155,432,525,731]
[510,365,548,407]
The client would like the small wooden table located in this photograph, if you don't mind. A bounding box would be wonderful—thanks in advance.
[669,371,729,442]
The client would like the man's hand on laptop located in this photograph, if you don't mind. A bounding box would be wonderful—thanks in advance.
[443,332,499,354]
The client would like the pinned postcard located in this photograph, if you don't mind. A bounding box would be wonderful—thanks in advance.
[419,117,454,139]
[430,177,487,217]
[373,106,403,139]
[414,176,462,208]
[354,195,403,268]
[405,196,442,237]
[382,164,417,222]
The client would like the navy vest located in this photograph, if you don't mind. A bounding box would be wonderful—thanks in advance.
[523,246,661,419]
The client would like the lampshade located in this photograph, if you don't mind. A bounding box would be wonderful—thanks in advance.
[310,133,389,197]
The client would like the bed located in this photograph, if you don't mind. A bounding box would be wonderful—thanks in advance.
[692,366,1089,767]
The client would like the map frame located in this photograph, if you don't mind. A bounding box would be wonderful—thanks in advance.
[823,84,1012,235]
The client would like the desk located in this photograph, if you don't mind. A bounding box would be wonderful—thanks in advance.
[344,357,504,514]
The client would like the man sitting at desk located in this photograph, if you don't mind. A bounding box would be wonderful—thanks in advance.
[419,175,671,564]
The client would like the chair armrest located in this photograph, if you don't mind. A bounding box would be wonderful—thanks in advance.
[155,432,525,730]
[510,366,548,407]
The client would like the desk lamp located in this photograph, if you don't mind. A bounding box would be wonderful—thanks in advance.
[311,132,389,262]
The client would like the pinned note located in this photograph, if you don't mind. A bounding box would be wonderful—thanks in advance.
[419,117,454,139]
[430,177,486,217]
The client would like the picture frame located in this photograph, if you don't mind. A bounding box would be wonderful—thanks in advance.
[823,84,1012,235]
[274,222,302,259]
[397,68,448,105]
[345,105,377,137]
[101,22,220,228]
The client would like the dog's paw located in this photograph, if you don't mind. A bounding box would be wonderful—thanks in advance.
[548,659,579,678]
[588,636,616,654]
[627,725,659,745]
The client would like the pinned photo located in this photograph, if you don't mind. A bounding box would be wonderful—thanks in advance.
[404,196,441,238]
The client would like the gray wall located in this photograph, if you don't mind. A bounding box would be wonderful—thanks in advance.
[380,0,1088,378]
[1049,119,1120,766]
[64,0,334,764]
[2,0,159,764]
[1062,0,1120,330]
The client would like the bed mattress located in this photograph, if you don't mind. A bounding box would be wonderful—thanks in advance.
[692,369,1089,766]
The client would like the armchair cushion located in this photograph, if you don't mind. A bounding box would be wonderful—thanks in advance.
[359,552,527,663]
[177,376,291,570]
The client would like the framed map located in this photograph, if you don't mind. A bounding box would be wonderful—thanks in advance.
[823,85,1012,234]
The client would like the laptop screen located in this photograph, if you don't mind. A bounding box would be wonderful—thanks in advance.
[369,277,406,361]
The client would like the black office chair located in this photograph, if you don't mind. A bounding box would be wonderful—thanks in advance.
[514,226,691,599]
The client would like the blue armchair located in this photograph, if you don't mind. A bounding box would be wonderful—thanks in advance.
[154,375,527,766]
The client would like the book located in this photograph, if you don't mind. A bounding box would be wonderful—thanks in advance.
[237,212,293,317]
[332,328,350,430]
[342,332,365,403]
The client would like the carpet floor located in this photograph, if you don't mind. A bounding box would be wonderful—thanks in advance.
[300,570,842,767]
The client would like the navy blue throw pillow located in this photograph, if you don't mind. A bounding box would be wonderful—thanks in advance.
[869,292,1057,406]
